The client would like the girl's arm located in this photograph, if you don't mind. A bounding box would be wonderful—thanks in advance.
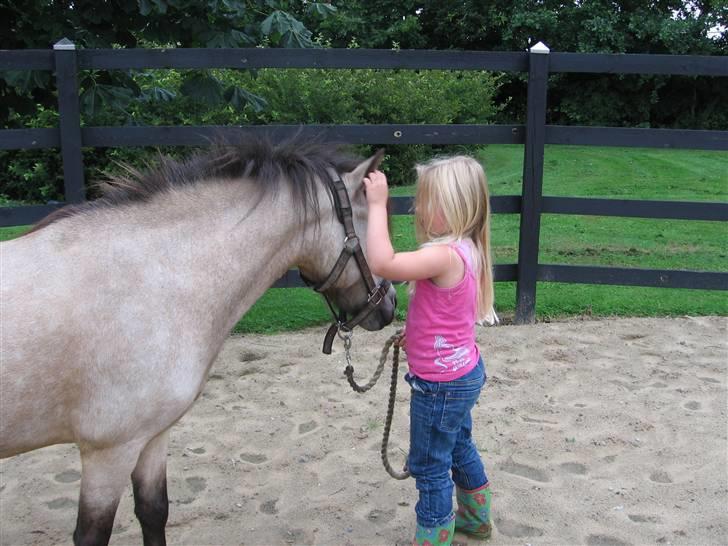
[363,170,451,283]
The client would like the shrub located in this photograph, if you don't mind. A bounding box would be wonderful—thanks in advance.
[1,67,501,202]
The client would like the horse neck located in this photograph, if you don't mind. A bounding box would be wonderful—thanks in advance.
[176,181,307,333]
[85,179,307,341]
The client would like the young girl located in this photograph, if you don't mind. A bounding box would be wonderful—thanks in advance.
[363,156,496,545]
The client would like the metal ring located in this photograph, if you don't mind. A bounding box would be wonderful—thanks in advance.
[338,328,353,343]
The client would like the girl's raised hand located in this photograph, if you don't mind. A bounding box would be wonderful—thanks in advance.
[362,170,389,207]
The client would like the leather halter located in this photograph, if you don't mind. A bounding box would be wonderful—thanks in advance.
[300,169,391,355]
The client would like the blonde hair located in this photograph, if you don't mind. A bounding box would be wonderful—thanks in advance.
[413,155,497,324]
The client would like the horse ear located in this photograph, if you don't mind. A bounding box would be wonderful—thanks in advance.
[363,148,386,175]
[343,148,385,193]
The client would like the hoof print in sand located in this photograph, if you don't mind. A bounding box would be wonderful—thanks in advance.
[238,366,261,377]
[494,517,544,538]
[649,470,673,484]
[46,498,77,510]
[367,508,395,524]
[500,460,550,482]
[54,469,81,483]
[628,514,660,523]
[298,420,318,434]
[281,528,310,544]
[185,476,207,493]
[240,452,268,464]
[587,534,632,546]
[239,351,266,363]
[559,462,587,475]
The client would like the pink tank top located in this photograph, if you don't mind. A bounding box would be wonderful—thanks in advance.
[405,240,480,382]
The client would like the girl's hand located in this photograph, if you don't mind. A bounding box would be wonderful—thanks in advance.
[362,170,389,207]
[395,330,407,351]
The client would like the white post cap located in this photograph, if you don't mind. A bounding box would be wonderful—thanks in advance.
[54,38,76,50]
[530,41,550,54]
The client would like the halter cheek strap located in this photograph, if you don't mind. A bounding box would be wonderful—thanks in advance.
[300,169,391,354]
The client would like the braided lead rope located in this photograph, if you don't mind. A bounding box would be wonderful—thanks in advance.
[343,331,411,480]
[380,335,411,480]
[343,332,386,393]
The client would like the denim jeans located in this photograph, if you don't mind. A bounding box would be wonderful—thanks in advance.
[405,357,488,528]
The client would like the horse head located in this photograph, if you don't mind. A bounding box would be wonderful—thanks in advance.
[298,148,397,336]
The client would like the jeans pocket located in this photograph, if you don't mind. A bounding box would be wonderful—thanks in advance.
[440,388,480,433]
[410,389,436,426]
[405,372,424,393]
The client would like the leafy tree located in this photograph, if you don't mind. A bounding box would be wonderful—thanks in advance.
[315,0,727,128]
[303,0,427,49]
[0,0,337,125]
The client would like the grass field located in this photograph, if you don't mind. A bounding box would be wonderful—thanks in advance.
[2,145,726,333]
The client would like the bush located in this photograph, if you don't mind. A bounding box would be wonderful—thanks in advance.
[238,68,501,184]
[1,67,501,202]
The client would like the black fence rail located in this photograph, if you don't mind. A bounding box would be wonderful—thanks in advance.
[1,40,727,323]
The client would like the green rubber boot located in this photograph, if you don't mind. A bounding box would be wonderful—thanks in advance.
[455,483,492,540]
[412,513,455,546]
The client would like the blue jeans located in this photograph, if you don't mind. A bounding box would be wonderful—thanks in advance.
[406,358,488,528]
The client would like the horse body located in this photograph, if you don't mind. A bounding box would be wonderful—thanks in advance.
[0,141,395,545]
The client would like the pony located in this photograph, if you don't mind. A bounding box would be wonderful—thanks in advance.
[0,136,397,545]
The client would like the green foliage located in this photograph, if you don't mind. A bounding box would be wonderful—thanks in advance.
[314,1,727,128]
[315,1,726,54]
[1,67,500,201]
[2,1,725,130]
[236,68,501,184]
[0,1,336,125]
[307,0,428,50]
[1,149,63,203]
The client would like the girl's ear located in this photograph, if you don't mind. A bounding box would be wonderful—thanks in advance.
[343,148,385,195]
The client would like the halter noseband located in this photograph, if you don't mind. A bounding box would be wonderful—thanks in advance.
[300,168,391,355]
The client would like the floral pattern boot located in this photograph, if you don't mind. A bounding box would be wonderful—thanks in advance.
[412,513,455,546]
[455,483,492,540]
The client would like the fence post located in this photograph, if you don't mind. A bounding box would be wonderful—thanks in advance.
[515,41,550,324]
[53,38,85,203]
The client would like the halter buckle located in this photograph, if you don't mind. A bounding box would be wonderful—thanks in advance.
[368,285,385,306]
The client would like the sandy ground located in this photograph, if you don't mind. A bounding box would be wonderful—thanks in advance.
[1,316,726,546]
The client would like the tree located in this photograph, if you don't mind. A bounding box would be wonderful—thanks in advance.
[314,0,727,128]
[303,0,427,49]
[0,0,337,125]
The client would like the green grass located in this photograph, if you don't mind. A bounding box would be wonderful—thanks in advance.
[3,145,726,332]
[0,225,32,240]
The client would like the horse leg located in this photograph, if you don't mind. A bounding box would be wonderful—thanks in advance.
[131,430,170,546]
[74,442,143,546]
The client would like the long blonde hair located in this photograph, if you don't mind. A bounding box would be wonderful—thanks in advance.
[413,155,497,324]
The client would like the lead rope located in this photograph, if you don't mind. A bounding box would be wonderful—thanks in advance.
[342,330,411,480]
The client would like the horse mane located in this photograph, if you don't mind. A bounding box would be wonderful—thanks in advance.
[26,134,363,234]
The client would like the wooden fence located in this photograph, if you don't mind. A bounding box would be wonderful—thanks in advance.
[1,40,727,323]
